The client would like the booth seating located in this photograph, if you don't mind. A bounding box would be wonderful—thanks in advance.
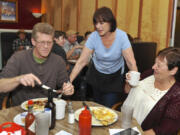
[132,42,157,73]
[0,32,32,67]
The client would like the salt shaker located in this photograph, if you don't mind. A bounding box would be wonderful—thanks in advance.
[68,109,75,124]
[68,102,75,124]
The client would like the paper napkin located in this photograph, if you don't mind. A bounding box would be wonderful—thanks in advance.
[55,130,72,135]
[109,127,141,135]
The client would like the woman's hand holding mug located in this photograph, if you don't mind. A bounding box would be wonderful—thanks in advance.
[126,71,140,87]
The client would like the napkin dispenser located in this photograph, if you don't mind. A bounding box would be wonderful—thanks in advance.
[0,122,26,135]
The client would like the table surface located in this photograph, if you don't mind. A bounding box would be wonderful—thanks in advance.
[0,101,143,135]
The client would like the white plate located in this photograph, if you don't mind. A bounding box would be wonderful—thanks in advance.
[13,112,39,126]
[21,98,58,111]
[13,112,27,126]
[74,106,118,126]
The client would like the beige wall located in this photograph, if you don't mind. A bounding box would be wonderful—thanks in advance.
[41,0,174,52]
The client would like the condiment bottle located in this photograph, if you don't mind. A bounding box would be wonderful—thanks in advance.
[45,90,56,129]
[68,102,74,124]
[79,106,92,135]
[25,100,36,135]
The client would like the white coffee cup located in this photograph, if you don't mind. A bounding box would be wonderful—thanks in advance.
[54,99,67,120]
[126,71,140,86]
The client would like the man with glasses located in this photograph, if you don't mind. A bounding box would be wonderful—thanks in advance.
[0,23,74,106]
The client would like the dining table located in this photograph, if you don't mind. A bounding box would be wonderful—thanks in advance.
[0,101,143,135]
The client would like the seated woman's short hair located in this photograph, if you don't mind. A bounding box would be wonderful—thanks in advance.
[157,47,180,81]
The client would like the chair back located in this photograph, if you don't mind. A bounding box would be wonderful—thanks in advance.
[132,42,157,73]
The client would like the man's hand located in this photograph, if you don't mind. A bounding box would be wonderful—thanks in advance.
[19,73,42,87]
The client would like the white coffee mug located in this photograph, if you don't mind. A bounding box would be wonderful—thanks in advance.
[126,71,140,86]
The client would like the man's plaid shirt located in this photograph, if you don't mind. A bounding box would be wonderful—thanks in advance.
[12,38,31,51]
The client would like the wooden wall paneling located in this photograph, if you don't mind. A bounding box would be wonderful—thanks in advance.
[50,0,55,26]
[112,0,118,17]
[140,0,170,52]
[98,0,113,9]
[41,0,46,22]
[175,9,180,47]
[116,0,140,38]
[53,0,62,30]
[41,0,55,26]
[62,0,78,32]
[41,0,48,22]
[77,0,81,32]
[95,0,98,10]
[166,0,174,48]
[78,0,96,35]
[138,0,143,38]
[61,0,64,30]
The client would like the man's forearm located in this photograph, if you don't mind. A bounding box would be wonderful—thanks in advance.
[0,76,21,92]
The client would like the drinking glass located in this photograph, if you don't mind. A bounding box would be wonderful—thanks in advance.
[121,105,134,129]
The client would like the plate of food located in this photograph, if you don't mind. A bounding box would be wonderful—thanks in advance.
[21,98,58,112]
[13,112,27,126]
[75,106,118,126]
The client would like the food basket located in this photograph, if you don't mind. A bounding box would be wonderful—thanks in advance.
[0,122,26,135]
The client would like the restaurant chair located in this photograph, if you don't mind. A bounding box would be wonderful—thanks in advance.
[111,101,123,111]
[1,93,12,110]
[131,42,157,73]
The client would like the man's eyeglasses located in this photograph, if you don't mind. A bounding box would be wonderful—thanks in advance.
[36,40,53,46]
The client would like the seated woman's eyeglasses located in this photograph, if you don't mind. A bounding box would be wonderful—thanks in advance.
[36,40,53,46]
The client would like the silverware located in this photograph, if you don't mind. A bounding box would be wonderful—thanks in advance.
[57,91,63,99]
[82,101,90,111]
[40,84,57,93]
[57,80,71,99]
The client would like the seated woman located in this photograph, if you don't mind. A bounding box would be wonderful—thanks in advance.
[123,47,180,135]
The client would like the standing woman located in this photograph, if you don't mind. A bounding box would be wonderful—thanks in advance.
[70,7,138,107]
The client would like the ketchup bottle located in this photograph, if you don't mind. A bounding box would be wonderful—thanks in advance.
[79,106,92,135]
[25,100,35,135]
